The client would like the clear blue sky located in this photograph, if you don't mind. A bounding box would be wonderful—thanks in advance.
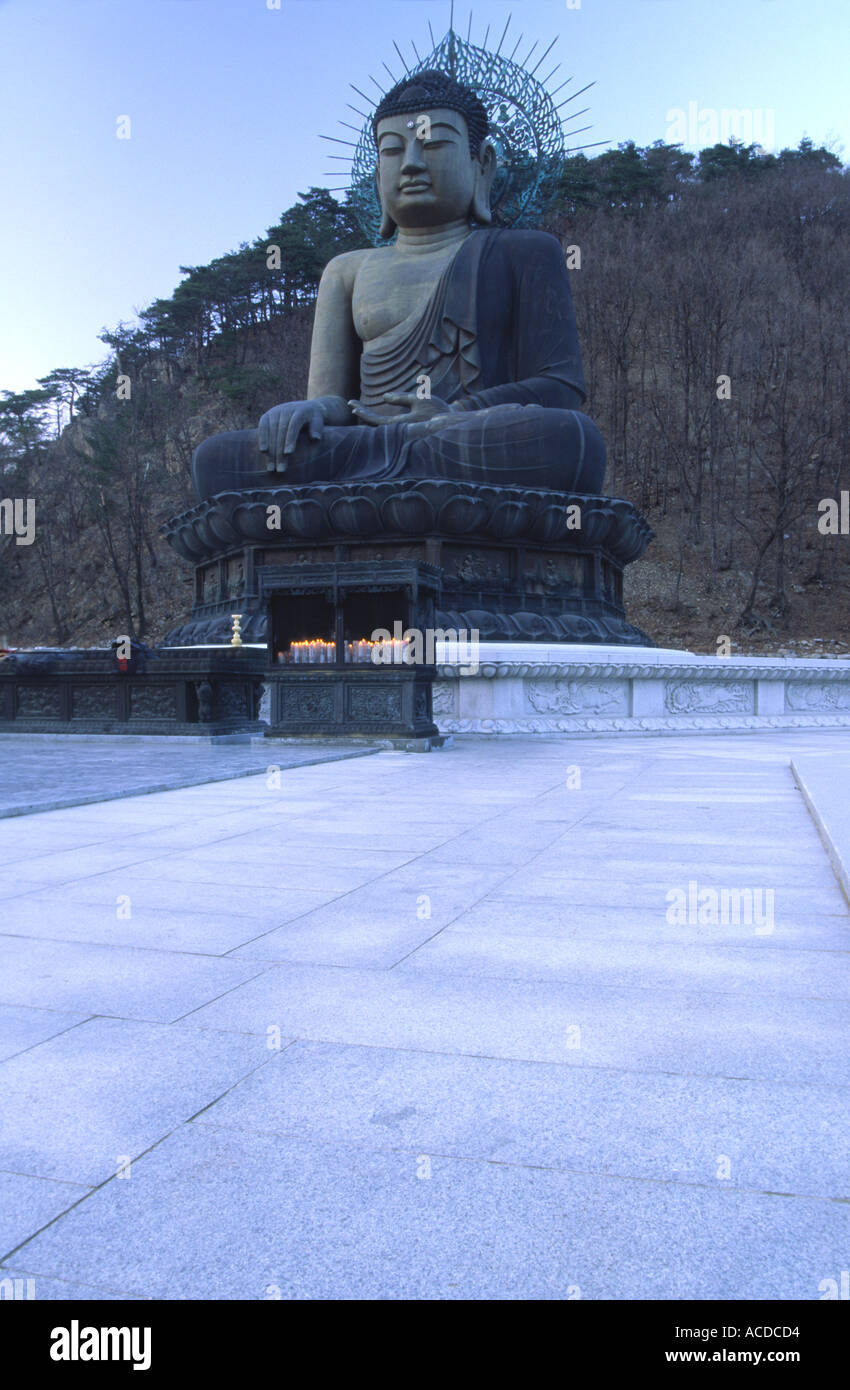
[1,0,847,395]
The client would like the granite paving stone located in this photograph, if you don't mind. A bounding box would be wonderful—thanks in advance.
[364,861,520,900]
[492,875,850,916]
[170,843,420,872]
[0,1005,88,1063]
[521,855,836,887]
[8,843,210,894]
[0,1017,276,1186]
[17,872,340,924]
[190,1038,850,1199]
[128,852,398,895]
[228,898,454,968]
[399,932,850,999]
[0,894,335,955]
[440,897,850,949]
[536,837,828,866]
[184,959,850,1085]
[0,830,116,867]
[0,1172,90,1255]
[7,1124,848,1300]
[0,936,269,1022]
[0,736,378,817]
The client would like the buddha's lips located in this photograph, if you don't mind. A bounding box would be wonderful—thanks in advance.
[399,182,431,192]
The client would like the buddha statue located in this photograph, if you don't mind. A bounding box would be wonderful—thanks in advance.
[190,69,606,503]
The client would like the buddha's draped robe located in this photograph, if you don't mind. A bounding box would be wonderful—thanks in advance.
[191,228,606,500]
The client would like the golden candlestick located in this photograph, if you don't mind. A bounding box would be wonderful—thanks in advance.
[230,613,243,648]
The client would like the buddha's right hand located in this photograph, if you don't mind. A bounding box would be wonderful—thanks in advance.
[258,397,349,469]
[257,402,324,470]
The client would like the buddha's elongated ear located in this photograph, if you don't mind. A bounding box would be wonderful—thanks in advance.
[471,137,497,225]
[374,167,396,240]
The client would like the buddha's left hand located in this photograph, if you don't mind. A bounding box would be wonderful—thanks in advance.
[347,392,454,427]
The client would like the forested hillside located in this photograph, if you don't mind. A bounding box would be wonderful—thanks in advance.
[2,138,848,654]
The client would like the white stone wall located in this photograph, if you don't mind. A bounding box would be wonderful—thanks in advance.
[432,644,850,735]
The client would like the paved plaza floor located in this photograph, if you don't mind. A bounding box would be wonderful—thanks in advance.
[1,730,849,1300]
[0,735,377,818]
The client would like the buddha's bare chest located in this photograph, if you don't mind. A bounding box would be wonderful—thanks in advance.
[352,252,457,345]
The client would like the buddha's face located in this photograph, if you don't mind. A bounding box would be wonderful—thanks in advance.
[375,106,491,230]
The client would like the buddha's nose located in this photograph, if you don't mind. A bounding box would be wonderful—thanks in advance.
[401,141,427,173]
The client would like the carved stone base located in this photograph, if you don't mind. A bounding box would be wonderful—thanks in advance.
[264,665,438,739]
[161,481,654,648]
[0,649,266,735]
[8,644,848,741]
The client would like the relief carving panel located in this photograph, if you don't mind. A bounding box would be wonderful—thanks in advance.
[432,682,456,715]
[525,678,629,715]
[279,684,335,722]
[217,683,249,719]
[665,681,753,714]
[72,685,116,719]
[17,685,62,718]
[785,682,850,712]
[442,547,511,585]
[347,684,403,722]
[130,685,177,720]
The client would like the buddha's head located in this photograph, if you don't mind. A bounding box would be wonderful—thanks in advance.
[373,70,496,239]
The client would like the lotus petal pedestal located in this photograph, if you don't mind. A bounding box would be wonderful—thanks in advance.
[161,480,654,648]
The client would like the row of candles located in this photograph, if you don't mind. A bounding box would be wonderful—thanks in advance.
[277,638,411,665]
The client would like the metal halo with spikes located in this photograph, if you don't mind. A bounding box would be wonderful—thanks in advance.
[327,12,601,244]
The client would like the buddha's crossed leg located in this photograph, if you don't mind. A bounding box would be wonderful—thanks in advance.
[191,404,605,502]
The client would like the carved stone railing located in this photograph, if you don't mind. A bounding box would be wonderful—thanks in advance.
[430,645,850,735]
[0,648,266,736]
